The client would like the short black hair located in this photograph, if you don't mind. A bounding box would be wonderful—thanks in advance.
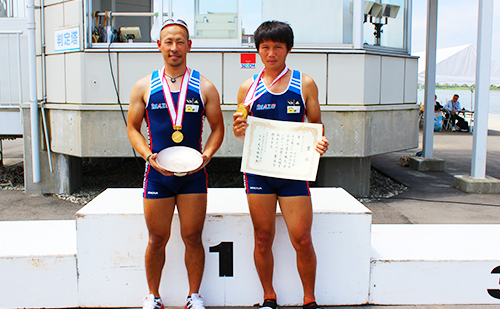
[254,21,294,51]
[454,94,459,97]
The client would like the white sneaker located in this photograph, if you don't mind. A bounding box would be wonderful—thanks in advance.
[143,294,164,309]
[185,293,205,309]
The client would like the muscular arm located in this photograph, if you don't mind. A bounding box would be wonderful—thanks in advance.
[191,75,224,173]
[127,74,174,176]
[127,75,152,161]
[302,73,329,155]
[232,78,253,142]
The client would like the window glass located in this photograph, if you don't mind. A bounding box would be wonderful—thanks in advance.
[86,0,411,50]
[363,0,406,49]
[92,0,152,42]
[261,0,344,45]
[172,0,238,39]
[169,0,347,45]
[0,0,9,17]
[170,0,194,32]
[241,0,262,44]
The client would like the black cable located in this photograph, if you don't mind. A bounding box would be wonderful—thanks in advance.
[107,41,128,125]
[107,40,143,169]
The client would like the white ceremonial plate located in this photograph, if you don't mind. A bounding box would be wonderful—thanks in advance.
[156,146,203,176]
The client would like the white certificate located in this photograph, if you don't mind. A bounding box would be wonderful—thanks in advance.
[241,116,323,181]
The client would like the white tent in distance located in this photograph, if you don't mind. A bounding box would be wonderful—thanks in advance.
[414,44,500,86]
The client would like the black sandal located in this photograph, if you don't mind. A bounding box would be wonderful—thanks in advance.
[260,298,278,309]
[303,301,321,309]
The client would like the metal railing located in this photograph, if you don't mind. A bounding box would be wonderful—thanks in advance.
[92,11,159,30]
[94,11,159,18]
[0,30,23,108]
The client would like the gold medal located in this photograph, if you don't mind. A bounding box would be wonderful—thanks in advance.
[172,131,183,143]
[236,104,248,118]
[161,67,190,145]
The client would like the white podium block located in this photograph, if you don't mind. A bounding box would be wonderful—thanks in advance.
[76,187,371,307]
[0,220,78,309]
[370,224,500,305]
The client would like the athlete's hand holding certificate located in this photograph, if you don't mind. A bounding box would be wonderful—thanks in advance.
[241,116,323,181]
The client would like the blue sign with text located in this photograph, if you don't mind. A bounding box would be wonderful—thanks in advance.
[55,27,80,52]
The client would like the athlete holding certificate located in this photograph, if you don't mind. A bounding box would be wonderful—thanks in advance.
[233,21,328,309]
[127,19,224,309]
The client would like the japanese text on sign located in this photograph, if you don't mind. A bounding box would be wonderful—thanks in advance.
[241,116,322,181]
[55,27,80,52]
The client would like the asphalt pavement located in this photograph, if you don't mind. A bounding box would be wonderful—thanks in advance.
[368,113,500,224]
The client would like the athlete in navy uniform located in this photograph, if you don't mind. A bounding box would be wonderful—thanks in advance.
[244,68,310,197]
[143,68,208,199]
[233,21,329,309]
[128,19,224,309]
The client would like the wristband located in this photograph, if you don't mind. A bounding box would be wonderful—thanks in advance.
[146,154,152,164]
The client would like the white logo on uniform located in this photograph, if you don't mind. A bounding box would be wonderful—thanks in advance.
[250,186,262,190]
[148,191,159,195]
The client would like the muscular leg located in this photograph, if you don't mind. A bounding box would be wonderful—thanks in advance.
[278,196,316,304]
[177,193,207,295]
[247,194,278,300]
[144,197,176,298]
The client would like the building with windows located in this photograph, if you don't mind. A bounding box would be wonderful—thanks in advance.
[0,0,418,196]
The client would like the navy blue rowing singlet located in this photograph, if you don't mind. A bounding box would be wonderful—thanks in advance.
[249,69,306,122]
[144,68,206,185]
[145,68,205,155]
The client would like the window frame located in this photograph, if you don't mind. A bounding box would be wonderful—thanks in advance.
[360,0,411,52]
[83,0,411,55]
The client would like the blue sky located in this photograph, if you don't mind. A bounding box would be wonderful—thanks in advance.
[411,0,500,61]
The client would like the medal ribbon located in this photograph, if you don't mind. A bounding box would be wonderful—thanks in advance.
[242,65,289,106]
[161,66,190,130]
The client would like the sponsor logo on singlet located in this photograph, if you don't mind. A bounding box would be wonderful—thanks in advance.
[151,103,168,110]
[185,98,200,113]
[287,100,301,114]
[256,103,276,111]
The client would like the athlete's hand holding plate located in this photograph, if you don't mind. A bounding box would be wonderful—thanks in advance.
[156,146,203,177]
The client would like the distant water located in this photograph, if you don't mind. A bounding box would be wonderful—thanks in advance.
[417,89,500,115]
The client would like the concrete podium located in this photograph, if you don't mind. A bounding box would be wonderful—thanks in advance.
[4,190,500,307]
[0,220,78,309]
[76,188,372,307]
[370,224,500,305]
